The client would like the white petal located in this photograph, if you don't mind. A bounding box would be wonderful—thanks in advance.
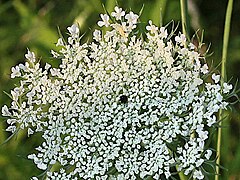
[37,163,47,170]
[2,105,11,116]
[25,50,35,62]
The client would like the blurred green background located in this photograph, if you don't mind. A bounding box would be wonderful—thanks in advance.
[0,0,239,179]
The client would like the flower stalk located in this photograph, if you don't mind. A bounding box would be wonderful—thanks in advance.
[179,1,190,179]
[215,0,234,179]
[180,0,190,41]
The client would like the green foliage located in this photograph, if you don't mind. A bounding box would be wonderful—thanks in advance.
[0,0,239,179]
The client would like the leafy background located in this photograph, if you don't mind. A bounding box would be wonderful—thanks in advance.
[0,0,239,179]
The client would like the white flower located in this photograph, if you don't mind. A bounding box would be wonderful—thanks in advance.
[159,27,168,39]
[205,150,212,160]
[56,38,64,46]
[175,34,186,46]
[212,73,220,83]
[67,24,79,38]
[11,90,19,102]
[51,50,59,58]
[206,115,216,127]
[146,20,158,34]
[193,78,203,86]
[28,128,34,136]
[45,63,51,70]
[201,64,209,74]
[31,177,38,180]
[223,82,232,93]
[125,11,138,26]
[1,105,11,116]
[19,62,29,72]
[25,50,36,62]
[50,68,60,76]
[193,170,204,179]
[165,56,174,67]
[97,14,110,27]
[216,93,223,102]
[11,66,21,78]
[6,126,16,133]
[93,30,102,41]
[189,43,195,50]
[37,163,47,170]
[26,90,36,98]
[111,6,125,20]
[195,159,204,167]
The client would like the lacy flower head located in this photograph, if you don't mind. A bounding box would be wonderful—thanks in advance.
[1,7,233,180]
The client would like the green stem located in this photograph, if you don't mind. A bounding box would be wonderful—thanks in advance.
[180,0,190,40]
[179,1,190,179]
[215,0,233,180]
[178,170,187,180]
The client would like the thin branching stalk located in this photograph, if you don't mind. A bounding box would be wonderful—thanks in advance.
[215,0,234,180]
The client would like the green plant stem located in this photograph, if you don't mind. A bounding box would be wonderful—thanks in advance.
[179,1,190,179]
[178,169,187,180]
[180,0,190,40]
[215,0,234,180]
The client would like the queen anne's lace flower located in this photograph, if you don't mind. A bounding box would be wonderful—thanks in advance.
[175,34,187,46]
[11,66,21,78]
[212,73,220,83]
[67,24,80,38]
[98,14,110,27]
[2,7,233,179]
[146,20,158,34]
[25,49,36,62]
[111,6,125,20]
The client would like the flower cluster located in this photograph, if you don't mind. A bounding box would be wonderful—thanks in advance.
[2,7,233,179]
